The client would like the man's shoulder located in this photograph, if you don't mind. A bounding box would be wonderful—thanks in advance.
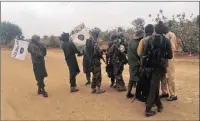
[166,31,176,38]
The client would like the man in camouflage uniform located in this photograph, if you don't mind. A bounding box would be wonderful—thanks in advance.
[85,30,106,94]
[107,33,127,92]
[60,32,82,93]
[28,35,48,97]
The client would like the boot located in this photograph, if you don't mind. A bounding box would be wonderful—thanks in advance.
[157,105,164,112]
[91,88,96,94]
[37,88,42,95]
[95,87,106,94]
[159,93,169,98]
[116,85,127,92]
[70,87,79,93]
[166,95,178,101]
[41,88,48,97]
[137,97,146,102]
[126,92,134,98]
[85,81,91,85]
[110,78,115,88]
[145,110,156,117]
[110,83,114,88]
[119,86,127,92]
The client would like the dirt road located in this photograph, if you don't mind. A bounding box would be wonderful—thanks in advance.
[1,49,199,120]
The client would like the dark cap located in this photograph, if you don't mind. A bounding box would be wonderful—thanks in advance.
[145,24,154,35]
[134,30,144,39]
[59,32,69,42]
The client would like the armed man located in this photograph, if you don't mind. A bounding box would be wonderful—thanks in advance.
[137,22,173,117]
[85,29,106,94]
[28,35,48,97]
[127,30,145,101]
[107,33,127,92]
[60,32,82,93]
[106,35,116,88]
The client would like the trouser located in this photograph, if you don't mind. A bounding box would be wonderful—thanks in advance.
[127,80,135,93]
[136,79,144,98]
[146,68,165,111]
[70,72,77,88]
[136,74,150,99]
[115,73,125,87]
[91,64,102,89]
[85,72,91,81]
[161,57,176,96]
[36,77,45,89]
[107,64,115,84]
[114,65,125,87]
[110,76,115,84]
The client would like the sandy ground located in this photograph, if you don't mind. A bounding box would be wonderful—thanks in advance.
[1,49,199,120]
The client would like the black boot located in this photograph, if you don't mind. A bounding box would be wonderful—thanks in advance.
[137,97,146,102]
[110,78,115,88]
[41,88,48,97]
[145,110,156,117]
[70,87,79,93]
[157,105,164,112]
[85,81,91,85]
[126,92,134,98]
[37,88,42,95]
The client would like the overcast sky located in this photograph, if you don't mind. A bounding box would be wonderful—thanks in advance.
[1,2,199,38]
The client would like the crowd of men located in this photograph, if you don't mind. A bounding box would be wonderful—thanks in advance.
[27,21,178,117]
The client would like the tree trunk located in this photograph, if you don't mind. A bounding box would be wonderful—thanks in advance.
[179,37,187,52]
[189,51,193,56]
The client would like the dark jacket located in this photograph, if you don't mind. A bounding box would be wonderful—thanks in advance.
[143,35,173,68]
[28,41,47,80]
[28,41,46,63]
[82,46,91,73]
[107,40,127,75]
[61,41,81,75]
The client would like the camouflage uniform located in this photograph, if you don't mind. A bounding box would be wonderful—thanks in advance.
[86,30,105,94]
[90,40,105,94]
[107,34,127,92]
[28,35,48,97]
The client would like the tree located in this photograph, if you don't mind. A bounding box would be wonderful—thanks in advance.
[149,10,199,54]
[0,21,23,45]
[41,35,50,47]
[117,27,125,32]
[125,28,135,40]
[48,35,60,48]
[131,18,145,30]
[196,15,199,25]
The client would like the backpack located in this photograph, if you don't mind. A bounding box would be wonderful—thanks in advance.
[141,34,168,69]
